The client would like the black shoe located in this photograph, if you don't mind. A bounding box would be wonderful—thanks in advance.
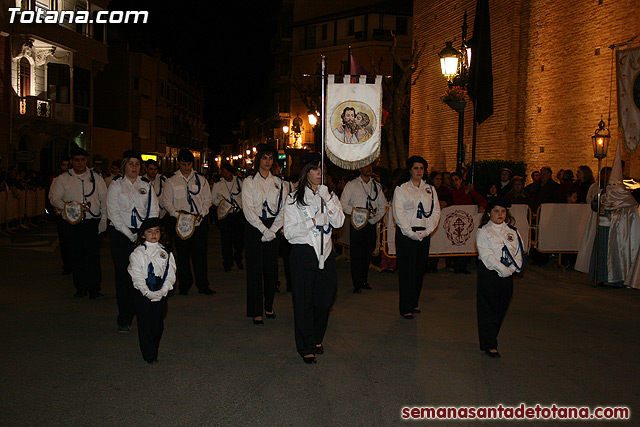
[413,308,421,313]
[402,313,414,320]
[198,288,215,295]
[253,317,264,325]
[145,358,158,364]
[265,311,276,319]
[303,355,317,364]
[118,325,130,334]
[353,288,362,294]
[73,290,88,299]
[484,349,501,358]
[89,291,104,300]
[362,283,372,290]
[315,344,324,355]
[179,290,188,296]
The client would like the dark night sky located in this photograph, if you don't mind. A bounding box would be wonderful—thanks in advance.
[108,0,282,150]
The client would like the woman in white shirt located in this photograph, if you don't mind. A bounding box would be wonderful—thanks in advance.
[392,156,441,319]
[475,198,524,358]
[107,150,159,333]
[242,144,285,325]
[284,153,345,364]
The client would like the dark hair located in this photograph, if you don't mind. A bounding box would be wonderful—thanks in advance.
[405,155,427,170]
[450,171,462,180]
[341,107,356,121]
[134,225,170,248]
[290,161,321,207]
[479,207,515,229]
[577,165,594,184]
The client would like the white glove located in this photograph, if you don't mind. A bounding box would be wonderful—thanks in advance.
[416,230,429,241]
[98,218,107,234]
[314,212,328,226]
[318,185,330,201]
[261,229,276,242]
[149,290,163,302]
[409,231,422,241]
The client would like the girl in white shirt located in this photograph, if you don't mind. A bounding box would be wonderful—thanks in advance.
[107,151,159,333]
[392,156,441,319]
[128,217,176,364]
[284,153,345,364]
[475,198,525,358]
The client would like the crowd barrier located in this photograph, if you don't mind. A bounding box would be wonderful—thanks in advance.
[368,203,600,260]
[0,188,46,225]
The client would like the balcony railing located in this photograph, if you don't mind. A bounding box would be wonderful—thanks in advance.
[18,96,55,118]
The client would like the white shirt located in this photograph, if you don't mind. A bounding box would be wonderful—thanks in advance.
[476,221,525,278]
[49,168,108,221]
[128,242,176,301]
[340,176,388,224]
[144,174,167,219]
[107,175,159,242]
[284,186,345,266]
[242,171,285,233]
[392,180,441,238]
[163,170,212,220]
[212,176,243,209]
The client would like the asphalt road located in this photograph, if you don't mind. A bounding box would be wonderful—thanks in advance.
[1,221,638,426]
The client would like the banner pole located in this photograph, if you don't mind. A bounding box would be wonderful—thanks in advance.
[320,54,326,258]
[321,54,326,185]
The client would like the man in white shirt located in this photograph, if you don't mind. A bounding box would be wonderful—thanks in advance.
[340,164,388,293]
[163,149,214,295]
[144,159,167,219]
[49,146,108,299]
[211,163,245,272]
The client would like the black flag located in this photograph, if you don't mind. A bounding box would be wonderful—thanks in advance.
[467,0,493,124]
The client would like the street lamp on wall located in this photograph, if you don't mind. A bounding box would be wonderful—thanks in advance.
[438,10,470,174]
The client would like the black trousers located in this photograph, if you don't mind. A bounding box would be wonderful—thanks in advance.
[476,262,513,351]
[349,222,377,290]
[279,236,292,291]
[172,219,210,292]
[56,215,73,272]
[396,228,429,315]
[245,218,279,317]
[64,219,101,293]
[290,245,337,357]
[219,212,245,269]
[133,290,167,361]
[110,228,136,327]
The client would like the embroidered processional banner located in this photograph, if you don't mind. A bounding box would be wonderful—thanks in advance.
[325,74,382,169]
[616,46,640,152]
[428,204,530,255]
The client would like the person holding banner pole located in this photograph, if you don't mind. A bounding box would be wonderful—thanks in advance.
[340,164,388,293]
[107,150,159,333]
[284,152,345,363]
[163,149,214,296]
[392,156,441,319]
[475,198,524,358]
[242,143,285,325]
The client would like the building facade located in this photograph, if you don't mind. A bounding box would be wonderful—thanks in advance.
[1,0,109,174]
[411,0,640,180]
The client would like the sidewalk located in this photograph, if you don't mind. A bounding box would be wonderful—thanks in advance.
[1,222,638,425]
